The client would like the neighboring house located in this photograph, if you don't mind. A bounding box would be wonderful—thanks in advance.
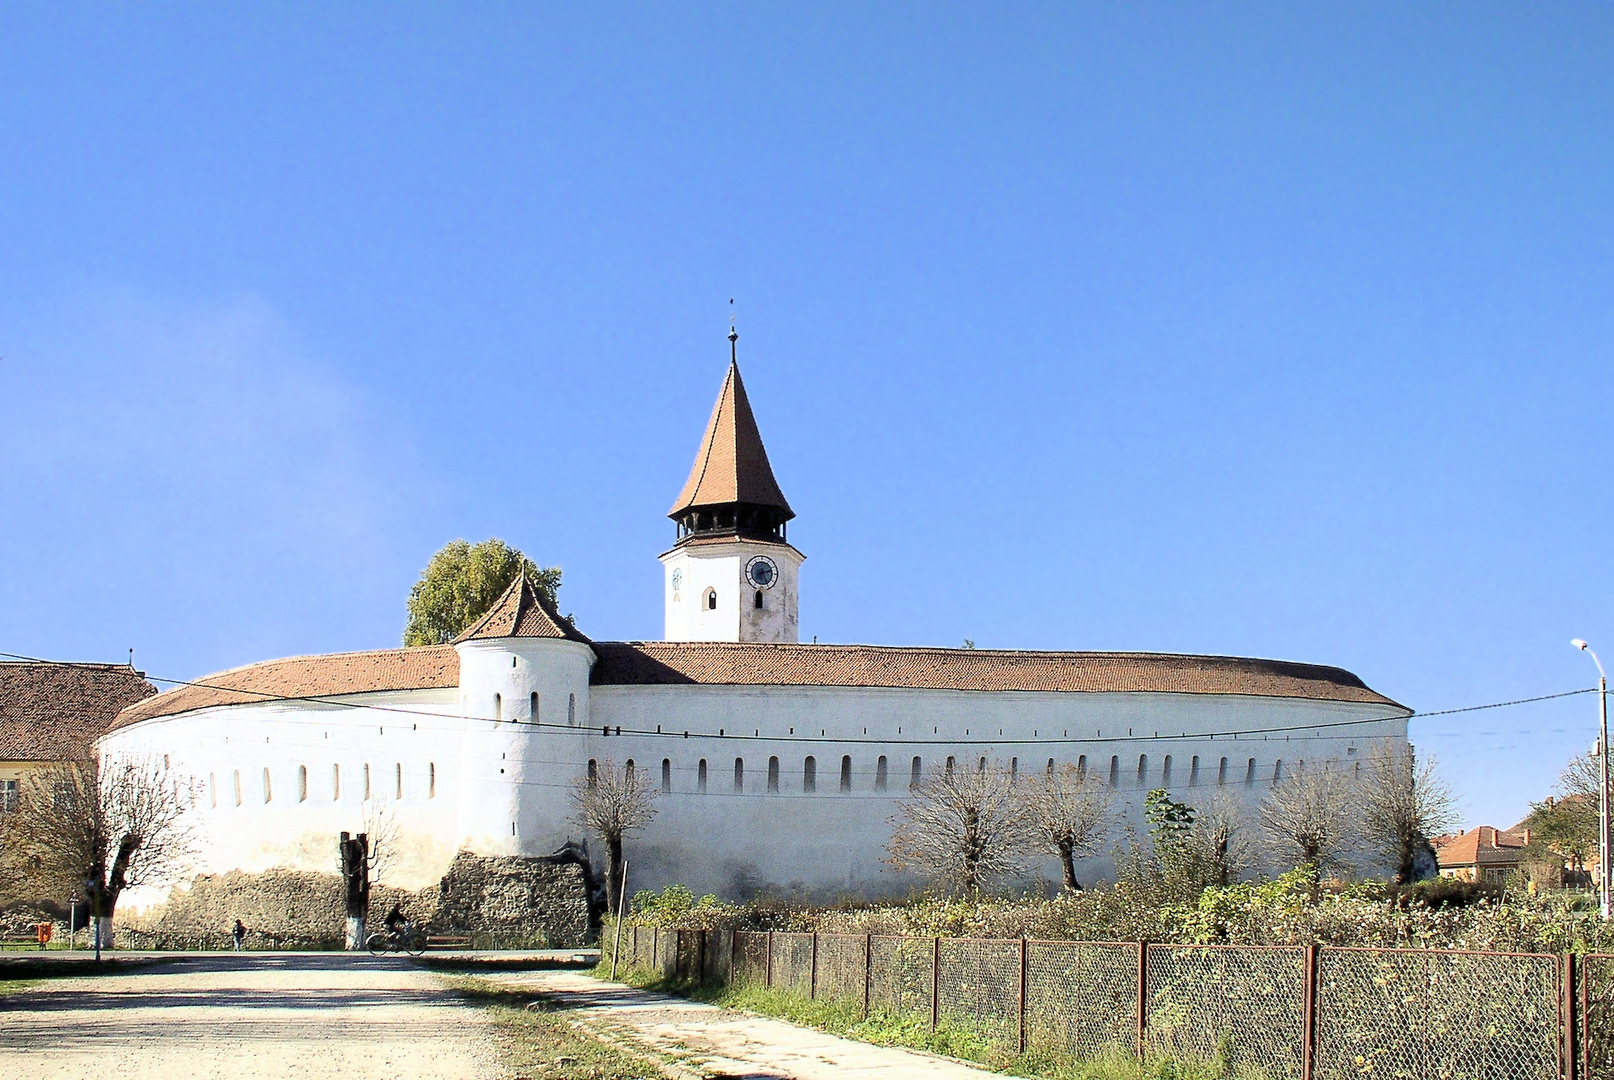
[1433,826,1532,882]
[0,662,159,811]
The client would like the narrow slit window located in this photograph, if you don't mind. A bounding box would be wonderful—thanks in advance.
[364,763,372,800]
[233,770,242,807]
[1273,760,1284,785]
[1047,757,1055,777]
[568,693,576,725]
[945,756,956,776]
[840,755,852,792]
[262,768,272,804]
[698,759,708,793]
[1108,756,1120,788]
[625,759,636,781]
[531,692,539,722]
[1189,755,1200,787]
[395,762,403,799]
[1136,754,1148,786]
[209,773,217,809]
[587,759,598,787]
[429,762,436,799]
[1009,757,1018,781]
[767,756,780,793]
[734,757,745,793]
[1161,755,1173,788]
[705,589,717,611]
[977,756,987,773]
[754,590,764,610]
[1218,757,1229,786]
[1245,759,1257,787]
[298,765,308,803]
[910,756,922,789]
[494,693,502,723]
[661,758,672,793]
[803,756,816,793]
[1076,755,1087,781]
[875,755,888,791]
[333,764,341,801]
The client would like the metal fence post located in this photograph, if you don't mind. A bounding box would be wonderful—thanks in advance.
[1302,943,1319,1080]
[1136,942,1148,1061]
[811,931,819,1000]
[1564,951,1578,1080]
[931,936,941,1031]
[767,930,775,989]
[729,928,736,985]
[1018,937,1029,1054]
[862,933,872,1019]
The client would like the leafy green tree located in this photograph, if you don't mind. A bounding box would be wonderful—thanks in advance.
[403,538,562,646]
[1521,751,1601,875]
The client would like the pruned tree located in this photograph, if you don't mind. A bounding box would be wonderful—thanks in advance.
[886,760,1029,896]
[1257,762,1360,884]
[404,538,563,646]
[1020,764,1115,891]
[361,796,401,888]
[11,753,196,949]
[1185,788,1255,888]
[571,759,658,914]
[1358,742,1457,884]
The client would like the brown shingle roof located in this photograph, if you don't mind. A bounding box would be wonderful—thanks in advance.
[668,360,793,519]
[109,646,460,731]
[0,662,158,761]
[453,573,591,644]
[1434,827,1530,869]
[590,642,1407,707]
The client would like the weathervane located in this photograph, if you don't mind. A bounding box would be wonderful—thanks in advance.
[729,298,738,362]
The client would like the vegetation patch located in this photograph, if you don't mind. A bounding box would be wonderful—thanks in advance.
[445,975,665,1080]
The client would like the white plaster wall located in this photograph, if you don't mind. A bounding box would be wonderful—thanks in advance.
[660,540,804,643]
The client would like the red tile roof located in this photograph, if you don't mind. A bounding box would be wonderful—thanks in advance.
[668,360,793,518]
[1433,826,1531,869]
[0,662,158,761]
[453,573,591,644]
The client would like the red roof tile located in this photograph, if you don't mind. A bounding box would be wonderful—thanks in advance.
[668,360,793,518]
[453,573,591,644]
[0,662,157,761]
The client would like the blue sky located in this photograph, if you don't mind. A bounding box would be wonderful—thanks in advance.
[2,5,1610,830]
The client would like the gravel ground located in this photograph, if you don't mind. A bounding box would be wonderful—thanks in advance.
[0,953,503,1080]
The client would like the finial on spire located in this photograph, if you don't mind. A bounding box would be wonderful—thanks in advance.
[728,298,738,362]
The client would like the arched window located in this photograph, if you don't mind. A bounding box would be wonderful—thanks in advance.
[587,759,598,787]
[768,756,780,793]
[625,759,636,781]
[233,770,242,806]
[530,692,539,722]
[754,590,764,610]
[1245,759,1257,787]
[705,589,717,611]
[494,693,502,723]
[977,756,987,773]
[209,773,217,809]
[1136,754,1148,786]
[364,763,372,800]
[298,765,308,803]
[734,757,745,792]
[875,755,889,791]
[945,756,956,776]
[910,756,922,789]
[840,755,852,792]
[803,756,816,793]
[661,759,672,793]
[429,762,436,799]
[1047,758,1055,777]
[568,693,576,725]
[1108,756,1120,788]
[1009,757,1018,781]
[1273,760,1284,785]
[1218,757,1229,786]
[395,763,403,799]
[697,759,708,793]
[1076,755,1087,780]
[262,768,272,804]
[1189,756,1200,787]
[332,764,341,801]
[1161,755,1173,788]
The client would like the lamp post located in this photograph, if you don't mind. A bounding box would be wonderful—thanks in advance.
[1574,639,1611,921]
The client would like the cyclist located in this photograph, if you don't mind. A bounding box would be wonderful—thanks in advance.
[383,903,408,944]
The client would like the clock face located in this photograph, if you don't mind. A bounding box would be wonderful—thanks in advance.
[671,568,683,592]
[745,555,779,590]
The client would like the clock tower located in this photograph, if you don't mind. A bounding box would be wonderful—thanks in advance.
[661,331,803,643]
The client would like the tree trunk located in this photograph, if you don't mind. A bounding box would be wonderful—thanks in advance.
[94,915,114,951]
[345,917,366,950]
[605,833,625,915]
[1058,841,1081,891]
[340,832,370,950]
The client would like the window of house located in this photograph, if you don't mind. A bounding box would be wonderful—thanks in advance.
[262,768,272,804]
[530,692,539,722]
[698,759,708,793]
[298,765,308,803]
[840,755,852,792]
[1161,755,1173,788]
[661,758,672,793]
[0,779,17,813]
[768,756,780,793]
[734,757,744,792]
[875,755,888,791]
[910,756,922,789]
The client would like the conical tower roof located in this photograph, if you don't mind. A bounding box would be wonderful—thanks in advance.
[453,572,591,644]
[668,360,794,520]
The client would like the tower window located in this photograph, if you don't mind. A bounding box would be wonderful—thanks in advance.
[840,755,852,792]
[768,756,780,793]
[910,756,922,789]
[625,759,636,781]
[734,757,745,792]
[494,694,502,723]
[661,758,672,793]
[977,756,987,774]
[698,759,708,793]
[530,692,538,722]
[705,589,717,611]
[803,756,816,793]
[754,590,764,610]
[875,755,888,791]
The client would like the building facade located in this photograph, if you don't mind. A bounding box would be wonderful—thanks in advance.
[100,348,1413,898]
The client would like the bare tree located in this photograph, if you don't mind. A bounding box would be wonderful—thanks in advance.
[1358,742,1457,884]
[1185,788,1255,887]
[361,796,401,888]
[11,753,195,948]
[1019,763,1115,891]
[1257,762,1359,883]
[886,760,1029,896]
[571,759,658,914]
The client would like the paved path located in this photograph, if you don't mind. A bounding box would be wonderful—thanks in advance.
[487,970,1001,1080]
[0,953,502,1080]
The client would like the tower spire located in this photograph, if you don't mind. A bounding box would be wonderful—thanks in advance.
[729,298,737,364]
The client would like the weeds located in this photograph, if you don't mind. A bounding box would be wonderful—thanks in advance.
[444,976,661,1080]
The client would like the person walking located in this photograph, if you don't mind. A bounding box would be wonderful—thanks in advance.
[232,919,246,952]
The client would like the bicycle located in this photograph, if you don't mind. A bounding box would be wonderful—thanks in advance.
[366,924,427,957]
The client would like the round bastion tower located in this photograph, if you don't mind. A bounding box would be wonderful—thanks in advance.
[661,329,804,643]
[452,572,596,857]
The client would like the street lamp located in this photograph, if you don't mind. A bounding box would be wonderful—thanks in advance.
[1574,639,1611,921]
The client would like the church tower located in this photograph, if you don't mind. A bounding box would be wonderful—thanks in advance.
[661,330,803,643]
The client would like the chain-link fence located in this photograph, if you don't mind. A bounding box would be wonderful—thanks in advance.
[609,928,1605,1078]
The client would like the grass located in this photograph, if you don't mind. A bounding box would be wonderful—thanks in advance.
[444,976,667,1080]
[597,963,1268,1080]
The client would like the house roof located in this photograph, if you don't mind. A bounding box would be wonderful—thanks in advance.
[109,641,1407,730]
[1433,826,1531,869]
[0,662,158,761]
[668,360,793,519]
[452,573,591,645]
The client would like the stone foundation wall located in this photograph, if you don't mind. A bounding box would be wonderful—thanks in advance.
[434,850,592,948]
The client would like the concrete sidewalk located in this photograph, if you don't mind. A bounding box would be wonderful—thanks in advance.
[487,970,1001,1080]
